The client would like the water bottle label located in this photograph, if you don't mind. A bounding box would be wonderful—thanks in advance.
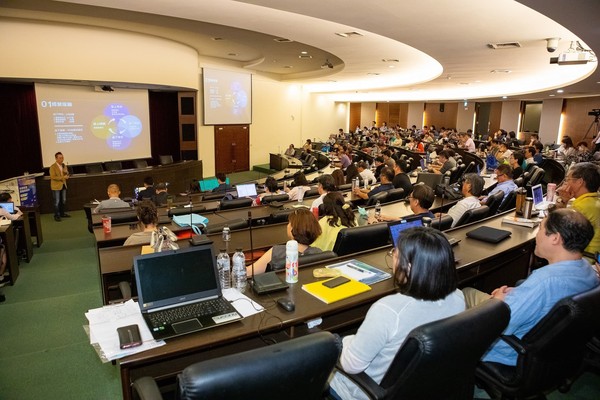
[286,260,298,283]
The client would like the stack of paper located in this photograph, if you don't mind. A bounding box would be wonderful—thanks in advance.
[502,216,540,228]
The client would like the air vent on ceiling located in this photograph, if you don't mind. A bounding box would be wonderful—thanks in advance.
[212,37,224,41]
[487,42,521,49]
[335,31,364,38]
[274,38,293,43]
[298,54,313,59]
[382,59,400,63]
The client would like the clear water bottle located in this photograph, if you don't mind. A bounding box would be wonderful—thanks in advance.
[232,248,247,293]
[375,200,382,218]
[222,226,231,242]
[216,249,231,290]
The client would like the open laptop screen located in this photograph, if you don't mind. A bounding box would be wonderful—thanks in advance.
[0,202,15,213]
[236,183,257,198]
[134,245,219,311]
[531,184,544,208]
[388,216,424,247]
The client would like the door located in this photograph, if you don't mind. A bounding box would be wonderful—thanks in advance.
[214,125,250,173]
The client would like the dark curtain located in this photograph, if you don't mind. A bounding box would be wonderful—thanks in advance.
[0,83,42,181]
[149,91,180,162]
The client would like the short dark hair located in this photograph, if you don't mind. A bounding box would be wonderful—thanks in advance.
[293,172,309,186]
[544,208,594,253]
[137,200,158,227]
[379,167,394,182]
[215,172,227,183]
[322,192,355,228]
[318,174,337,192]
[143,176,154,186]
[526,146,536,156]
[511,151,524,166]
[288,208,322,245]
[55,152,63,158]
[463,173,484,196]
[395,159,409,173]
[569,162,600,192]
[264,176,279,193]
[411,184,434,210]
[0,192,11,202]
[439,150,452,159]
[394,227,458,301]
[496,163,513,179]
[534,142,543,151]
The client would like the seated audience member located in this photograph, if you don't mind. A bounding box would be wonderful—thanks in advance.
[254,176,285,205]
[153,182,169,206]
[353,167,394,200]
[331,169,345,188]
[458,131,476,152]
[526,133,541,147]
[495,142,513,163]
[373,156,385,180]
[284,143,295,157]
[93,184,130,214]
[329,227,465,400]
[123,201,158,246]
[391,159,412,196]
[137,176,155,201]
[0,192,23,221]
[357,161,376,186]
[381,150,395,169]
[345,163,360,184]
[335,147,352,170]
[248,208,322,275]
[375,183,435,222]
[524,146,536,165]
[462,209,599,366]
[533,142,544,164]
[429,149,456,175]
[285,172,312,201]
[310,174,337,211]
[509,151,524,179]
[212,172,232,193]
[481,164,517,204]
[303,139,312,151]
[436,173,484,227]
[576,141,594,162]
[312,192,356,251]
[555,162,600,254]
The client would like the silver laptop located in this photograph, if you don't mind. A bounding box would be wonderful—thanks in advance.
[134,244,242,341]
[236,183,258,198]
[531,184,552,210]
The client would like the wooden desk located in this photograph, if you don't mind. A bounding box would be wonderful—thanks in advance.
[0,224,19,285]
[116,212,537,400]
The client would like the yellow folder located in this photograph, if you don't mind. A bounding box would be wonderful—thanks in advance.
[302,277,371,304]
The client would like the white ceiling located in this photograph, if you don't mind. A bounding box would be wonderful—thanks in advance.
[2,0,599,102]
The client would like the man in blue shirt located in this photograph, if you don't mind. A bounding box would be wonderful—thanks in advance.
[463,208,598,366]
[353,167,394,200]
[480,164,517,204]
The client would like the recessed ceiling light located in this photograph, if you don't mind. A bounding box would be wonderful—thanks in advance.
[388,65,395,68]
[549,94,555,97]
[502,96,508,99]
[557,89,564,93]
[301,51,308,55]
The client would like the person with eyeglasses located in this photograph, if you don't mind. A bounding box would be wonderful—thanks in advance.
[480,164,517,205]
[371,184,435,223]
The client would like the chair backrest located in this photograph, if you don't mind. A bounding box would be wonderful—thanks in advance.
[385,188,405,203]
[303,187,320,198]
[104,161,122,171]
[332,223,390,256]
[175,332,339,400]
[527,167,545,186]
[337,183,353,191]
[85,163,104,174]
[380,299,510,399]
[511,284,600,395]
[260,193,290,204]
[167,205,206,218]
[497,190,516,213]
[513,176,525,187]
[454,205,490,227]
[485,190,505,216]
[219,197,253,210]
[366,191,389,206]
[203,218,248,234]
[159,155,174,165]
[450,164,465,184]
[298,250,337,266]
[133,159,149,169]
[269,208,295,224]
[431,214,453,231]
[106,209,138,225]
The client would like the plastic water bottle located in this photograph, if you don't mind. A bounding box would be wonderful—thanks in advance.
[375,200,382,219]
[216,249,231,290]
[232,248,247,293]
[285,240,299,283]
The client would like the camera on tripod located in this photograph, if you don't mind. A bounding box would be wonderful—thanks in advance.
[588,109,600,117]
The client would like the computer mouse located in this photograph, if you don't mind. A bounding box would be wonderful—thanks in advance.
[277,298,295,312]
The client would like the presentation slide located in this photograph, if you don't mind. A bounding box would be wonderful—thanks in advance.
[203,68,252,125]
[35,83,152,167]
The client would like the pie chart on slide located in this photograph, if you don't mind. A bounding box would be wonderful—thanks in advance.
[90,103,143,148]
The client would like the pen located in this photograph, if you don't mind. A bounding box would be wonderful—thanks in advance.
[347,263,367,273]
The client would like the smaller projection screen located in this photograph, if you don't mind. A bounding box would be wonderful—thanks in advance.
[35,83,152,167]
[203,68,252,125]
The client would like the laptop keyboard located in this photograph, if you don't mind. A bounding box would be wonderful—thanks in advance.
[148,298,232,327]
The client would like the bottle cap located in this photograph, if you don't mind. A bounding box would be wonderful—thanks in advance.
[236,248,242,252]
[219,248,226,252]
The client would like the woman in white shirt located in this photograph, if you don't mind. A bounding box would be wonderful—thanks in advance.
[285,172,312,201]
[329,227,465,400]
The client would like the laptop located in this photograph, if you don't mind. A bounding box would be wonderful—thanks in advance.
[0,202,15,214]
[388,216,424,246]
[531,184,553,210]
[134,245,243,341]
[416,172,443,189]
[236,183,258,198]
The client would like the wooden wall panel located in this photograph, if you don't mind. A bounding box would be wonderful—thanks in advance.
[349,103,362,131]
[424,102,458,130]
[489,102,502,134]
[562,97,600,144]
[376,103,389,127]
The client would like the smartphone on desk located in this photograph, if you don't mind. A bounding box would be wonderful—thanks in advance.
[117,324,142,349]
[323,276,350,289]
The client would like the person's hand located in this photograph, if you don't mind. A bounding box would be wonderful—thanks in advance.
[491,285,513,301]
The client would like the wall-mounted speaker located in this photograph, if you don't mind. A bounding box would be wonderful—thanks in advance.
[440,103,445,112]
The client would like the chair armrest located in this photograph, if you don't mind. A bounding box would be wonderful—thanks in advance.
[499,334,527,355]
[333,364,386,400]
[118,281,132,301]
[132,376,164,400]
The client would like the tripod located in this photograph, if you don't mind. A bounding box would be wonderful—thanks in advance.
[583,114,600,140]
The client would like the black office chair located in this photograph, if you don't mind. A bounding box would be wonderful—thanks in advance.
[497,191,517,213]
[431,214,453,231]
[366,191,388,206]
[85,163,104,174]
[453,205,490,227]
[513,176,525,187]
[104,161,122,171]
[132,331,340,400]
[335,299,510,400]
[203,218,248,234]
[337,183,353,191]
[384,188,405,203]
[167,206,206,218]
[269,208,295,224]
[133,159,149,169]
[219,197,253,210]
[476,285,600,400]
[527,167,545,187]
[159,155,174,165]
[260,193,290,204]
[332,223,390,257]
[485,190,505,216]
[450,164,465,184]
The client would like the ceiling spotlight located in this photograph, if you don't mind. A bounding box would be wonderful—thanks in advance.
[321,59,334,69]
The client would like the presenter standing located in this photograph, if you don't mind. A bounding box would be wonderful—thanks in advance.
[50,151,70,221]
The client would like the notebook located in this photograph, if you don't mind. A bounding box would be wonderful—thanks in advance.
[236,183,257,198]
[416,172,443,189]
[531,184,552,210]
[134,245,242,341]
[466,226,512,243]
[302,277,371,304]
[0,202,15,214]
